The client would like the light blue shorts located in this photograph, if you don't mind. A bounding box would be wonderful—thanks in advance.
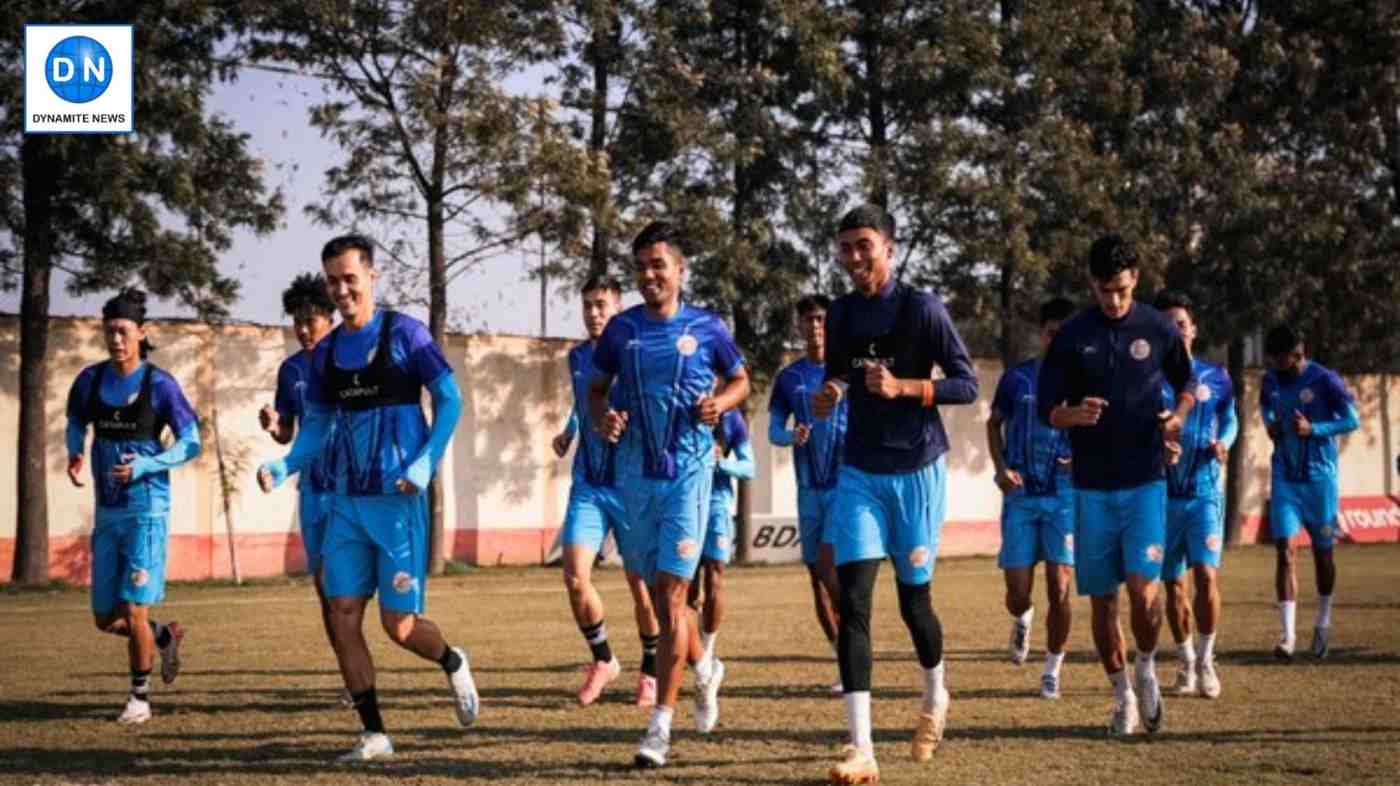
[619,458,714,585]
[703,491,733,564]
[1164,494,1223,580]
[321,494,428,614]
[1073,481,1167,597]
[1269,475,1339,550]
[797,485,838,565]
[91,510,168,615]
[560,478,628,554]
[998,485,1075,569]
[299,488,330,575]
[829,457,947,585]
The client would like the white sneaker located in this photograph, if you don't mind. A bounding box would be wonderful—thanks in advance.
[336,731,394,762]
[1039,672,1060,700]
[445,647,479,728]
[1109,690,1138,736]
[1274,635,1296,661]
[158,622,185,684]
[1172,661,1198,695]
[829,679,845,694]
[337,688,354,707]
[116,695,151,725]
[1311,626,1329,659]
[1136,672,1164,733]
[1008,619,1031,665]
[695,658,725,733]
[1197,659,1221,699]
[634,722,670,768]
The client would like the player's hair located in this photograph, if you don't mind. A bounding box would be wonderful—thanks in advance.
[632,221,681,258]
[796,294,832,316]
[1264,324,1303,357]
[1152,290,1193,318]
[1088,233,1138,280]
[838,204,896,240]
[581,275,623,297]
[321,234,375,267]
[282,273,335,318]
[101,288,156,358]
[1039,297,1075,325]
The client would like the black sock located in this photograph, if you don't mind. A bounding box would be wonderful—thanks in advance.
[149,621,171,649]
[130,669,151,701]
[437,645,463,674]
[351,687,385,733]
[640,633,660,677]
[581,620,613,663]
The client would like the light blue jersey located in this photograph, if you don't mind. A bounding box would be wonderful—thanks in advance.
[991,359,1074,569]
[769,358,847,565]
[1161,358,1237,578]
[704,409,755,563]
[559,340,629,555]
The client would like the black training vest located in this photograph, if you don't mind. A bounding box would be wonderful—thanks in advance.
[323,311,423,411]
[86,363,165,443]
[842,285,934,457]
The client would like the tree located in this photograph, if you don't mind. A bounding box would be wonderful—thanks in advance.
[0,0,283,584]
[254,0,607,572]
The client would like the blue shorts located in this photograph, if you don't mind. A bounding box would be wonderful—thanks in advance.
[1164,494,1223,580]
[1073,481,1167,597]
[299,488,330,575]
[797,486,838,565]
[560,479,628,554]
[998,486,1075,570]
[321,494,428,614]
[1270,475,1339,550]
[91,510,169,615]
[829,457,947,585]
[619,458,714,585]
[703,491,734,564]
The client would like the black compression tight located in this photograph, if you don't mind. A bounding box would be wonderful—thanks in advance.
[837,560,945,693]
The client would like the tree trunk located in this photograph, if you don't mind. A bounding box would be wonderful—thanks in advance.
[427,127,449,576]
[860,8,889,210]
[14,135,56,585]
[1224,335,1248,546]
[998,245,1018,367]
[587,2,613,278]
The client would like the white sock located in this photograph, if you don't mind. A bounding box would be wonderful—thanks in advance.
[1316,595,1333,629]
[650,705,674,735]
[1016,606,1034,627]
[844,691,873,754]
[1108,669,1131,700]
[1043,651,1065,677]
[1178,636,1197,665]
[1279,600,1297,641]
[1199,632,1217,665]
[700,630,718,663]
[922,662,946,711]
[1135,650,1157,683]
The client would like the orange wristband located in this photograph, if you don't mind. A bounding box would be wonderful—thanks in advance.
[922,380,935,408]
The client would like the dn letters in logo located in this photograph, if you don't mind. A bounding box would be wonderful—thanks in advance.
[25,25,134,134]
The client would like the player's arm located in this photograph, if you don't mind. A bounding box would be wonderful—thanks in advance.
[399,372,464,493]
[1304,374,1360,438]
[64,372,91,487]
[1216,377,1240,452]
[717,438,757,480]
[259,403,331,491]
[262,363,299,444]
[766,376,797,447]
[697,321,750,424]
[1038,329,1101,428]
[1159,333,1197,441]
[817,306,850,417]
[1259,374,1282,441]
[115,379,203,484]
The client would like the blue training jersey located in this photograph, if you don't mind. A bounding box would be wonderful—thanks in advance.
[65,361,200,513]
[768,357,847,490]
[275,350,332,492]
[1260,360,1357,484]
[305,309,452,496]
[711,408,752,502]
[1036,302,1195,491]
[1162,357,1237,499]
[567,340,622,487]
[823,280,979,475]
[991,358,1070,495]
[592,303,745,481]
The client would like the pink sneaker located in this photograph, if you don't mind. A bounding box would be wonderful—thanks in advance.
[635,673,658,708]
[159,622,185,684]
[577,657,620,706]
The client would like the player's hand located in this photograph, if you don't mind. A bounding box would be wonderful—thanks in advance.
[793,423,812,447]
[396,478,421,495]
[1165,440,1183,466]
[1292,409,1313,438]
[696,395,721,426]
[1211,440,1229,464]
[552,431,572,458]
[109,453,137,485]
[864,362,900,399]
[813,381,844,419]
[1158,410,1184,442]
[258,404,278,435]
[714,442,724,462]
[67,455,85,488]
[257,466,275,494]
[598,409,628,444]
[994,468,1024,493]
[1057,397,1108,427]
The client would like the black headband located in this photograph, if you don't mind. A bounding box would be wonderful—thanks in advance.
[102,299,145,324]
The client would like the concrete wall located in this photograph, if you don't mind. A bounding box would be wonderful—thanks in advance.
[2,315,1398,583]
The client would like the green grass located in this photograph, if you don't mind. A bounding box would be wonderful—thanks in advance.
[2,544,1398,785]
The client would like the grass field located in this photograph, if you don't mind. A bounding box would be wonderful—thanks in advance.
[3,544,1399,786]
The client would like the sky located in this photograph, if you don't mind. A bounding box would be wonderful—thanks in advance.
[0,64,603,340]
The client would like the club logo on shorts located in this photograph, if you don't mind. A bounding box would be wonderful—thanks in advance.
[130,568,149,587]
[677,538,699,559]
[676,335,698,357]
[1065,534,1074,550]
[1130,339,1152,361]
[909,546,931,568]
[1299,387,1315,404]
[1205,534,1222,552]
[1196,384,1212,402]
[392,571,415,594]
[1145,544,1164,563]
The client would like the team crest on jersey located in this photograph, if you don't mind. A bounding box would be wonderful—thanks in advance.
[908,546,931,568]
[1299,388,1315,405]
[1205,534,1222,552]
[392,571,415,594]
[1130,339,1151,361]
[130,568,149,588]
[1145,544,1164,563]
[676,335,698,357]
[1196,384,1212,402]
[677,538,699,559]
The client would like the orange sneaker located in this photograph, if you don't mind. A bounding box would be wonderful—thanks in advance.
[828,745,879,784]
[635,673,658,707]
[577,657,621,706]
